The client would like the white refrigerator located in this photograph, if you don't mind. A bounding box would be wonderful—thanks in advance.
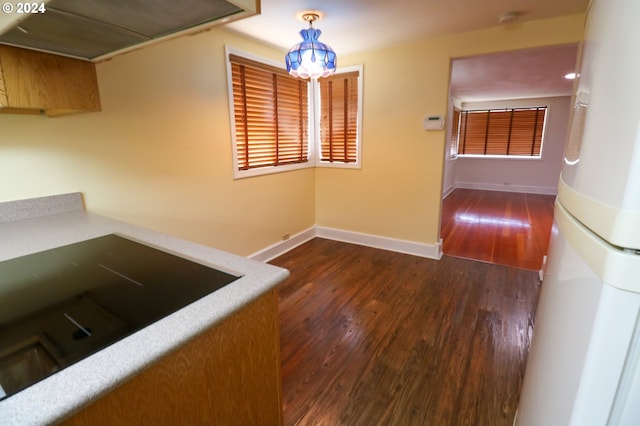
[516,0,640,425]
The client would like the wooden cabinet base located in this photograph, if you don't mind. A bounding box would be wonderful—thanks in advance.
[60,290,283,426]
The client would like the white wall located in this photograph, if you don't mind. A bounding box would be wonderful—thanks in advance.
[441,98,460,197]
[445,96,570,195]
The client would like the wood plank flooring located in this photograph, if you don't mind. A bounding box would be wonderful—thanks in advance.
[441,189,556,271]
[270,238,541,426]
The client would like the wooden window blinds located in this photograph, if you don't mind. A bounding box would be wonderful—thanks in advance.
[457,107,546,157]
[318,71,360,163]
[450,106,462,158]
[230,54,310,170]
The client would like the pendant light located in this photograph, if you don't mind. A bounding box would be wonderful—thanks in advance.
[285,13,337,79]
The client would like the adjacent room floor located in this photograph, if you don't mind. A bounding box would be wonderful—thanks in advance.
[270,237,540,425]
[440,189,556,271]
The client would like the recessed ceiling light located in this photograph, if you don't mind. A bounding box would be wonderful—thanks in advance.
[564,72,577,80]
[498,11,520,24]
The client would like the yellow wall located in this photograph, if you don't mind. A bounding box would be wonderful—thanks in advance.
[0,29,315,256]
[0,14,584,256]
[316,14,585,244]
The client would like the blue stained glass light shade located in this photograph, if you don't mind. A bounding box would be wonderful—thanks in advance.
[285,28,337,79]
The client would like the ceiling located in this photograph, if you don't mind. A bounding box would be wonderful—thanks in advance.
[450,44,579,102]
[225,0,588,101]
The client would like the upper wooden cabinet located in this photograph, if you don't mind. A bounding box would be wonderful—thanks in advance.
[0,45,101,117]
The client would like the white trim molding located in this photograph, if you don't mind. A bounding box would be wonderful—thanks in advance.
[454,181,558,195]
[316,227,443,260]
[249,225,443,262]
[248,227,316,262]
[442,184,456,199]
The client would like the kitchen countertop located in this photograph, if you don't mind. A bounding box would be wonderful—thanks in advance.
[0,193,289,426]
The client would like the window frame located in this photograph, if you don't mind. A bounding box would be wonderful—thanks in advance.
[226,46,363,179]
[313,65,363,169]
[449,105,462,160]
[454,103,549,160]
[226,46,314,179]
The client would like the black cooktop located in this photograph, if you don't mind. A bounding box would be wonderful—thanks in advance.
[0,234,240,400]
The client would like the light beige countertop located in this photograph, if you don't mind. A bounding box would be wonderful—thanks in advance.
[0,193,289,425]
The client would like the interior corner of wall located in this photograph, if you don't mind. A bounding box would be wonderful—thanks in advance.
[436,238,444,259]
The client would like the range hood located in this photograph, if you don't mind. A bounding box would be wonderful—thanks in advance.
[0,0,259,61]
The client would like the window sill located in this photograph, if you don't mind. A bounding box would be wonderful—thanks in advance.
[456,155,543,160]
[316,161,361,170]
[233,162,312,179]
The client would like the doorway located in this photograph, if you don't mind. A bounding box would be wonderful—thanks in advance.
[440,45,578,270]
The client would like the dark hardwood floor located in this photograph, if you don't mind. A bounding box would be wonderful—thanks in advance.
[441,189,556,271]
[270,238,540,426]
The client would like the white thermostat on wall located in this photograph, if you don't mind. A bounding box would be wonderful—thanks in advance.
[423,115,445,131]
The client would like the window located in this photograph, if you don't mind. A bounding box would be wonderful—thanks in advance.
[227,47,362,178]
[456,107,547,157]
[229,53,310,175]
[450,106,462,158]
[317,70,362,166]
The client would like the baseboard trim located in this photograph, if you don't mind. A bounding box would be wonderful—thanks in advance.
[442,184,456,199]
[316,226,443,260]
[454,182,557,195]
[248,226,443,262]
[248,227,316,262]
